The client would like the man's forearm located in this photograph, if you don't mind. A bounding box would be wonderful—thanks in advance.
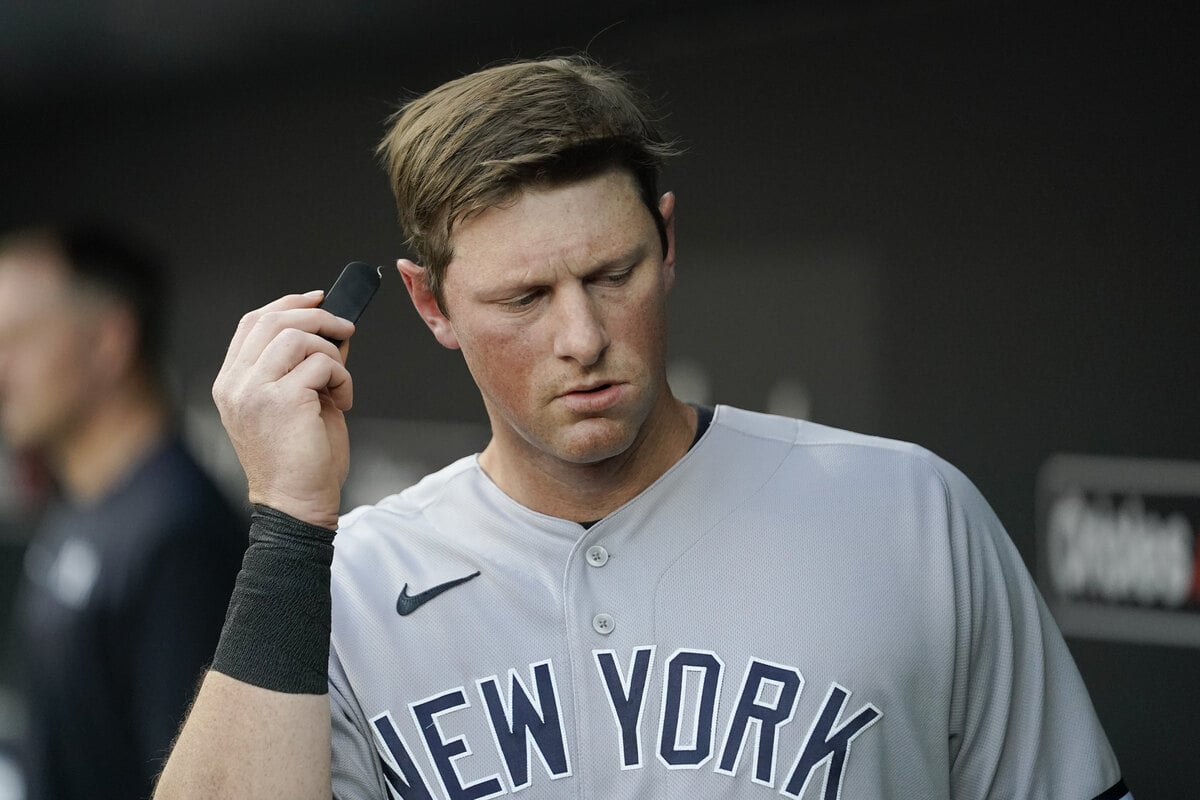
[155,506,339,798]
[153,671,331,799]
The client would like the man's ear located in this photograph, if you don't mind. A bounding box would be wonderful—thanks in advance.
[658,191,677,292]
[397,259,460,350]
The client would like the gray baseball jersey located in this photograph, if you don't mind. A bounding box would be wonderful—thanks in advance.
[327,405,1129,800]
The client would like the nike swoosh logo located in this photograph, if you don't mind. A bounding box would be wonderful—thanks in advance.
[396,571,481,616]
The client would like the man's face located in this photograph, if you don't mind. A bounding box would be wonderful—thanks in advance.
[0,250,105,453]
[432,168,677,468]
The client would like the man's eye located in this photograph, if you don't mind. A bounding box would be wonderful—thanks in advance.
[500,291,540,310]
[597,267,634,286]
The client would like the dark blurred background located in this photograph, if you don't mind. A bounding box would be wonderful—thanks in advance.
[1,0,1196,796]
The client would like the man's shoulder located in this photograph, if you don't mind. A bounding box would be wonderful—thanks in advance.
[710,404,933,459]
[115,437,233,511]
[84,436,240,542]
[336,454,481,535]
[708,404,971,494]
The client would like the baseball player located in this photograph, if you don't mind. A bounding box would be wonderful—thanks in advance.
[155,56,1130,799]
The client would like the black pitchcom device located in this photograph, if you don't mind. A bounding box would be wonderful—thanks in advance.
[319,261,383,346]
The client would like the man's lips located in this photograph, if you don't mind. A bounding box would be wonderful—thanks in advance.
[556,381,626,412]
[561,382,614,396]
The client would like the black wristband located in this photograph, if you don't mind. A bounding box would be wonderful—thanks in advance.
[211,504,336,694]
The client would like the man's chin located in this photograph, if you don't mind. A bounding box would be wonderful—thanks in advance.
[553,419,637,465]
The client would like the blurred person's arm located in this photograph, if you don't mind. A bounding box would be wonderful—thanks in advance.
[154,292,355,799]
[132,516,242,791]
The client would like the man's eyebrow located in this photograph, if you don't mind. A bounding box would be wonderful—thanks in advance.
[587,243,648,273]
[496,243,649,288]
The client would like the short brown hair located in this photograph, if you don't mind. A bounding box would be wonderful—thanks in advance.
[377,55,681,308]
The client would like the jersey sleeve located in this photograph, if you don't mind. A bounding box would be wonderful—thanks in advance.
[940,460,1129,800]
[329,643,393,800]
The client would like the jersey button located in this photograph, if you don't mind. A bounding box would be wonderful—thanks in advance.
[592,613,615,635]
[585,545,609,567]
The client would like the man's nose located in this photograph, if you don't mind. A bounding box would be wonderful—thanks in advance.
[551,288,610,366]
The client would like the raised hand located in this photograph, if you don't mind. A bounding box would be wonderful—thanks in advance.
[212,291,357,529]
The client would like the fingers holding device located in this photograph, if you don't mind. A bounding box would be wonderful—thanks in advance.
[210,261,382,527]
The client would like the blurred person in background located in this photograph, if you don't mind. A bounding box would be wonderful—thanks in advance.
[0,224,245,800]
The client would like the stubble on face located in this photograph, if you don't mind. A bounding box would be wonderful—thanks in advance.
[438,169,691,509]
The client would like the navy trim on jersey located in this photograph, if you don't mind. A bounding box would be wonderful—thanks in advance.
[1093,778,1130,800]
[691,404,714,447]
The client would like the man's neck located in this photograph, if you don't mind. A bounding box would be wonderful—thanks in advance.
[53,379,170,503]
[480,396,697,523]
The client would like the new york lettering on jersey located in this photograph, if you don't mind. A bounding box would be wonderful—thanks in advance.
[368,648,881,799]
